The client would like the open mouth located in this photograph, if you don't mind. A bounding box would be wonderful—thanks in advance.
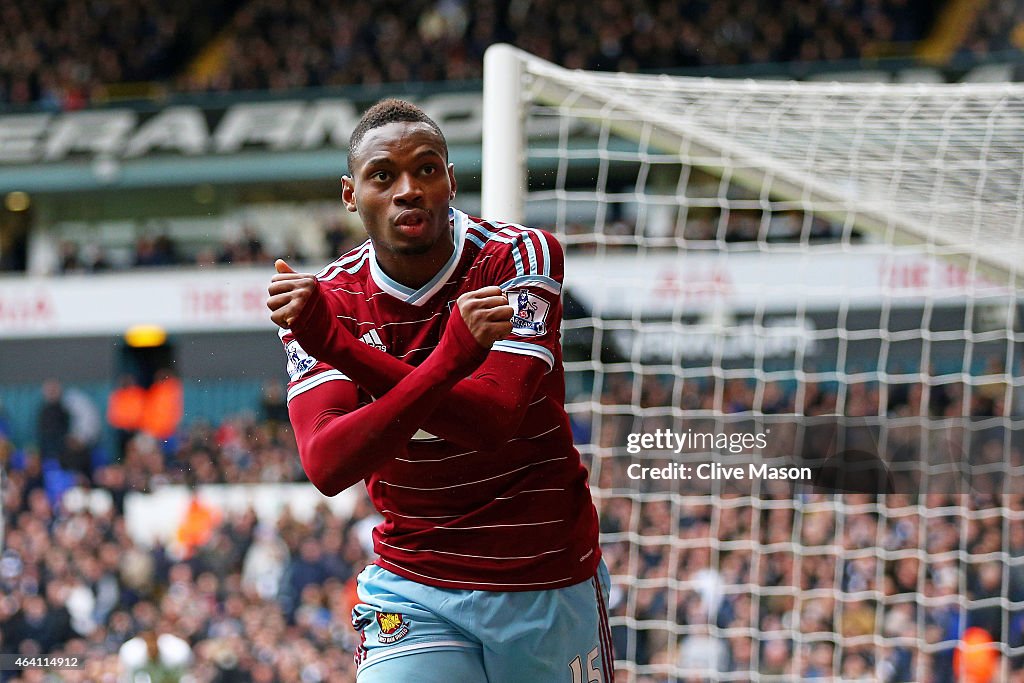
[394,210,429,237]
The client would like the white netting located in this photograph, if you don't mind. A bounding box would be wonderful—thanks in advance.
[522,64,1024,285]
[486,47,1024,682]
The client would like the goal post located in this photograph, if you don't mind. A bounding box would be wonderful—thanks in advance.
[483,44,1024,682]
[482,44,526,225]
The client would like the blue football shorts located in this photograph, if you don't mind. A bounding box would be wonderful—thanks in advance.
[351,561,615,683]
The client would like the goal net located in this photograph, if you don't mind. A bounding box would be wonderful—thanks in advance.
[482,45,1024,682]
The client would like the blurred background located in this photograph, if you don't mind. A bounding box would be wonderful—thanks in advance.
[1,1,1023,681]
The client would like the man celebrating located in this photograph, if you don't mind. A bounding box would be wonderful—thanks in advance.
[267,99,612,682]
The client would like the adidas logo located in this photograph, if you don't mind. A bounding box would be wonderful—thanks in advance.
[360,329,387,352]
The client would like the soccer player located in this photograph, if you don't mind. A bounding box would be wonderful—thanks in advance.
[267,99,612,683]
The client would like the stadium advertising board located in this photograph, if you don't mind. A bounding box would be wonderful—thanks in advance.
[0,96,492,164]
[0,58,1019,193]
[567,250,1011,316]
[0,103,352,163]
[0,92,567,193]
[0,251,1008,338]
[0,93,504,192]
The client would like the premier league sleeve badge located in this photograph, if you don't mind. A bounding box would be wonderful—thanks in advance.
[508,289,550,336]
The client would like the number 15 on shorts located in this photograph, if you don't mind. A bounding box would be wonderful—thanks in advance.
[569,646,603,683]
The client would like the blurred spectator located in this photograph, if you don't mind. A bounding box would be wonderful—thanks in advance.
[960,1,1024,57]
[58,241,83,273]
[175,496,222,561]
[55,242,113,275]
[118,629,193,682]
[134,233,180,268]
[36,379,69,462]
[216,227,271,265]
[241,524,288,601]
[279,238,307,265]
[61,386,101,477]
[0,397,12,441]
[259,381,288,424]
[323,218,361,258]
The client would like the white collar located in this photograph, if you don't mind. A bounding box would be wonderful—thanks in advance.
[369,207,467,306]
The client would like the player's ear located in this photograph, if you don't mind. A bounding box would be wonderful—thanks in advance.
[447,163,457,200]
[341,176,358,213]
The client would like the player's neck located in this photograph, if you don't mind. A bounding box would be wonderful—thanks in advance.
[374,230,456,290]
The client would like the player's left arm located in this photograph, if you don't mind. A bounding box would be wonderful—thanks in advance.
[281,283,545,449]
[270,231,562,450]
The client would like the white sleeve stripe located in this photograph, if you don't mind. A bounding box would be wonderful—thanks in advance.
[287,370,350,403]
[465,226,520,247]
[498,226,551,276]
[491,341,555,370]
[521,230,538,274]
[467,223,527,275]
[316,242,371,280]
[510,239,525,275]
[498,275,561,295]
[525,228,551,276]
[496,227,530,276]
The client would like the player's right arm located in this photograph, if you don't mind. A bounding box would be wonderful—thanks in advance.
[281,303,490,496]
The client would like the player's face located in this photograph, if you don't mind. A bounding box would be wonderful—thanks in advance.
[342,122,456,263]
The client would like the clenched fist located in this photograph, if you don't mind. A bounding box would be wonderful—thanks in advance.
[457,286,514,349]
[267,259,317,328]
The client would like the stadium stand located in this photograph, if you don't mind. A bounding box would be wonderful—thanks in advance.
[959,0,1024,57]
[0,0,241,108]
[2,0,943,108]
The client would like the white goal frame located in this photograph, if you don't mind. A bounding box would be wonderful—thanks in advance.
[482,43,1024,288]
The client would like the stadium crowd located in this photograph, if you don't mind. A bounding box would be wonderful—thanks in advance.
[0,0,237,109]
[1,384,366,682]
[0,0,953,109]
[960,0,1024,58]
[185,0,936,93]
[0,365,1021,681]
[53,227,281,275]
[0,457,374,682]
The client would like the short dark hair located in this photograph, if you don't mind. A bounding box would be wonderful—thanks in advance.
[347,98,448,173]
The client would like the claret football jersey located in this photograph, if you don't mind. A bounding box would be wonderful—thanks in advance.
[280,208,601,591]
